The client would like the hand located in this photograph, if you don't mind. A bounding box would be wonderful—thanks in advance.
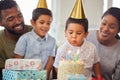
[92,77,105,80]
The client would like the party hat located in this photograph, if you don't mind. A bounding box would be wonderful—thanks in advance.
[37,0,48,8]
[70,0,85,19]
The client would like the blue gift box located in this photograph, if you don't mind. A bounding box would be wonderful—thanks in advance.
[2,69,46,80]
[66,74,86,80]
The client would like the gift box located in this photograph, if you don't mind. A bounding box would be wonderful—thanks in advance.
[2,69,46,80]
[5,59,42,70]
[66,74,86,80]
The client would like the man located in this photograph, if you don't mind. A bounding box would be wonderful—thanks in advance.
[0,0,32,79]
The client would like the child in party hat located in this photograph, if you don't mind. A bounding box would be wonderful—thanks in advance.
[14,0,56,80]
[53,0,103,80]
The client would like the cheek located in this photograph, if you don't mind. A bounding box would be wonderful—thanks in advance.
[47,26,50,30]
[99,24,103,31]
[111,30,119,36]
[4,22,13,28]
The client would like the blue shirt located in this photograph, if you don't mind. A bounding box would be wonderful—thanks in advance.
[14,30,56,69]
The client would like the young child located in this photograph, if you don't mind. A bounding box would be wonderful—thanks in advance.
[14,8,56,80]
[53,17,102,80]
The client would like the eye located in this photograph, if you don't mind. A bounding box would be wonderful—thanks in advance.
[40,21,44,24]
[109,25,116,29]
[7,17,14,22]
[77,32,82,35]
[101,22,106,26]
[17,13,23,18]
[68,31,73,34]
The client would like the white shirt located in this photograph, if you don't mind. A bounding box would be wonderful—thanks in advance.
[54,39,100,79]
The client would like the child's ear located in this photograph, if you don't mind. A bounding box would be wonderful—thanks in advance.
[30,19,35,27]
[85,32,89,38]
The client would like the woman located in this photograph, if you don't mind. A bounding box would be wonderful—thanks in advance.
[87,7,120,80]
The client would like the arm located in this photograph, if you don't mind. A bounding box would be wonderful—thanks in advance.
[55,67,58,73]
[93,62,103,80]
[45,56,54,80]
[112,61,120,80]
[14,54,24,58]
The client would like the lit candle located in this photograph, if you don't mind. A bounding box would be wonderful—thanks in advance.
[74,49,79,61]
[66,50,71,61]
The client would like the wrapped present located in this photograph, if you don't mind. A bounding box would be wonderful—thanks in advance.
[2,69,46,80]
[5,59,42,70]
[66,74,86,80]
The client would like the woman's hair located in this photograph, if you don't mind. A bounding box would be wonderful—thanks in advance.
[32,8,52,22]
[102,7,120,39]
[65,17,88,32]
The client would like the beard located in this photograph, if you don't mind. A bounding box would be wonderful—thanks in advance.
[5,22,25,35]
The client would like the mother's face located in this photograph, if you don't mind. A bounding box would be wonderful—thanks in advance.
[98,14,120,42]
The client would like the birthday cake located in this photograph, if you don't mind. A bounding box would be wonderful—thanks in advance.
[58,60,84,80]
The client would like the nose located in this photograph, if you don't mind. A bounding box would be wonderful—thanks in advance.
[14,16,23,24]
[15,17,21,24]
[43,23,50,28]
[103,25,109,32]
[72,33,77,38]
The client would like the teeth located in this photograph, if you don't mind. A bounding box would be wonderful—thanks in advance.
[101,32,109,36]
[42,29,47,32]
[14,25,22,30]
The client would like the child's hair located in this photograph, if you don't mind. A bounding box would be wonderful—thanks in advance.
[32,8,52,22]
[65,17,88,32]
[0,0,19,21]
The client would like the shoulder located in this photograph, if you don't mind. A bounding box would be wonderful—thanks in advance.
[0,30,4,36]
[88,30,97,37]
[0,30,6,42]
[47,34,56,42]
[0,30,5,44]
[118,40,120,44]
[57,41,68,51]
[24,24,33,32]
[86,40,96,47]
[19,31,33,41]
[87,30,98,45]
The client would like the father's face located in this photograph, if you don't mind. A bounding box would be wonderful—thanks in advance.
[1,6,25,35]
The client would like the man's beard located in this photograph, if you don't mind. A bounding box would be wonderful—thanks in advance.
[5,22,25,35]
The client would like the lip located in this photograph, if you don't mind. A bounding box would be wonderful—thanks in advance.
[100,31,110,37]
[72,39,77,43]
[14,25,23,31]
[41,29,48,33]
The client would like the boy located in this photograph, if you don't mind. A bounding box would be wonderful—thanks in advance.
[53,17,102,80]
[14,8,56,80]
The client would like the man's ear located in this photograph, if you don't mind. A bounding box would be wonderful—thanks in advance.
[0,21,4,28]
[0,21,2,26]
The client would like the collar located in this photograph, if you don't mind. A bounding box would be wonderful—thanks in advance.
[31,29,48,42]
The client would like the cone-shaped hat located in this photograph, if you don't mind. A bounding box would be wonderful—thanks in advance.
[37,0,48,8]
[70,0,85,19]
